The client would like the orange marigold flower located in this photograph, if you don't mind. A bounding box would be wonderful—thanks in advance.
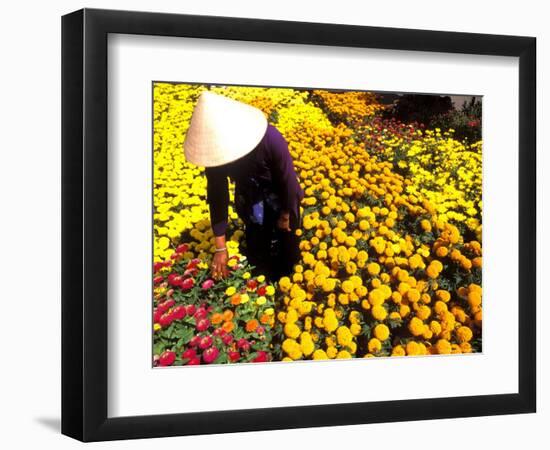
[230,294,242,305]
[222,310,234,321]
[222,321,235,333]
[246,319,259,332]
[211,313,223,325]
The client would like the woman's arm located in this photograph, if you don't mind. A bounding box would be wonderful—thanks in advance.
[205,167,230,279]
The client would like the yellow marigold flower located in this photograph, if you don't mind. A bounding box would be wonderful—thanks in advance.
[435,339,452,354]
[336,326,353,346]
[434,301,448,314]
[406,341,421,356]
[368,289,384,306]
[153,323,161,332]
[407,288,421,302]
[467,290,482,307]
[350,323,362,336]
[368,338,382,353]
[225,286,237,296]
[371,305,388,321]
[373,324,390,341]
[279,277,292,292]
[341,280,354,294]
[416,305,431,320]
[242,272,251,280]
[430,320,442,335]
[408,317,424,336]
[326,346,338,358]
[240,293,249,304]
[284,323,301,339]
[399,304,411,318]
[313,349,328,360]
[256,296,266,305]
[257,275,266,283]
[460,342,473,353]
[367,262,381,275]
[392,345,406,356]
[300,332,315,356]
[336,350,352,359]
[456,326,473,343]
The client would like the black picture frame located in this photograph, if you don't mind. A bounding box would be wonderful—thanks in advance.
[61,8,536,442]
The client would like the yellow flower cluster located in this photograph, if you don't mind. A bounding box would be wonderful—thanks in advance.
[379,129,482,239]
[312,89,386,124]
[152,83,483,362]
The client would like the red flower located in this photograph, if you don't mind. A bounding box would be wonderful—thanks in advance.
[199,335,213,349]
[181,278,195,291]
[246,279,258,290]
[213,328,226,337]
[237,338,251,351]
[228,351,240,362]
[184,268,198,277]
[187,357,201,365]
[159,299,175,311]
[221,334,233,345]
[182,348,196,360]
[201,279,214,290]
[257,285,267,296]
[194,307,208,320]
[202,347,220,364]
[171,305,186,320]
[153,309,162,323]
[167,274,183,287]
[153,275,164,284]
[185,304,196,316]
[186,258,201,270]
[153,262,164,274]
[252,351,268,363]
[196,318,210,332]
[159,350,176,366]
[158,313,173,328]
[189,335,201,347]
[176,243,189,254]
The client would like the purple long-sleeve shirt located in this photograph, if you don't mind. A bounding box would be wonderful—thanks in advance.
[204,124,304,237]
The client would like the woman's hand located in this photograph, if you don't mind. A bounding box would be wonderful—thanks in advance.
[277,210,291,232]
[211,249,229,280]
[211,234,229,280]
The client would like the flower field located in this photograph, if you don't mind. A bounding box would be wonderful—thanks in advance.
[152,83,482,366]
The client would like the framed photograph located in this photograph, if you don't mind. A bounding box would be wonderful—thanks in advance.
[61,8,536,442]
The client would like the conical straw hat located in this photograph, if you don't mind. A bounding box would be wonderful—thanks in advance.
[183,90,268,167]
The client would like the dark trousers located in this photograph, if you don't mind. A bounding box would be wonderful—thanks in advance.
[242,210,301,282]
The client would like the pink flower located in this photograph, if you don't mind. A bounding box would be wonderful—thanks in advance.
[196,318,210,332]
[185,304,196,316]
[228,351,240,362]
[201,279,215,290]
[159,350,176,366]
[252,351,268,363]
[237,338,251,351]
[202,347,220,364]
[182,348,196,360]
[189,335,201,347]
[171,305,186,320]
[199,335,213,349]
[176,243,189,254]
[194,307,208,320]
[221,334,234,345]
[181,277,195,291]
